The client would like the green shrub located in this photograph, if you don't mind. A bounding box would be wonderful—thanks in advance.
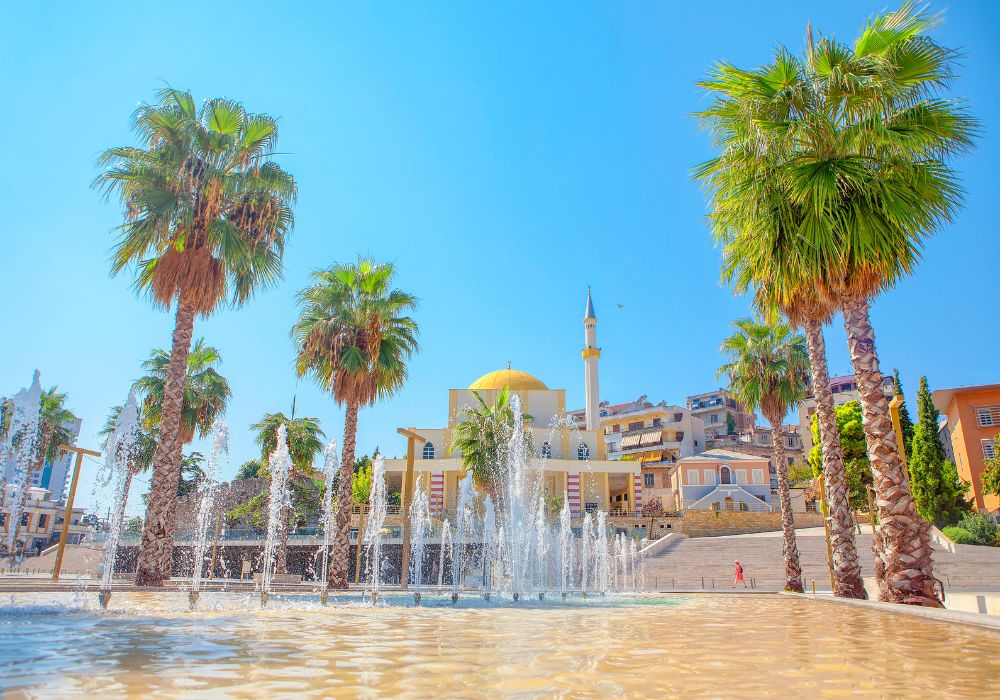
[957,511,999,546]
[942,526,977,544]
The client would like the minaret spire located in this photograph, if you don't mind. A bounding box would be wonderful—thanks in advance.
[582,288,601,431]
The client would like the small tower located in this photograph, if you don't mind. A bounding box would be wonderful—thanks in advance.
[582,287,601,431]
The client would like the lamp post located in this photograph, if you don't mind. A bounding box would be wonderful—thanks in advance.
[51,445,101,580]
[397,427,426,591]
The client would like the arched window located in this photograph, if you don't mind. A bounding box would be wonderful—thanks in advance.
[422,442,435,459]
[720,465,732,484]
[577,442,590,460]
[541,442,551,458]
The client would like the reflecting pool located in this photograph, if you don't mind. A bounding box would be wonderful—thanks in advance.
[2,592,998,698]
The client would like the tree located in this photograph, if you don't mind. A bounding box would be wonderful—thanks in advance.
[894,370,916,453]
[293,258,419,589]
[133,340,231,445]
[351,457,373,584]
[124,517,144,536]
[908,377,968,525]
[809,402,873,511]
[250,412,325,573]
[177,452,206,498]
[451,386,533,507]
[692,3,976,606]
[725,411,736,435]
[95,88,296,586]
[10,387,78,550]
[983,436,1000,500]
[719,318,809,592]
[235,459,266,480]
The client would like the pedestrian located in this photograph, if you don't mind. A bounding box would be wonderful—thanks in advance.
[733,560,747,589]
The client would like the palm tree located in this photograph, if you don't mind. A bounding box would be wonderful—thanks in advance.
[719,318,809,593]
[451,386,533,507]
[98,404,157,539]
[133,339,230,445]
[95,88,296,586]
[251,412,325,574]
[692,3,976,606]
[10,388,78,550]
[293,258,419,589]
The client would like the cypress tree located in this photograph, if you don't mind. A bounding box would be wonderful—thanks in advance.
[908,376,968,525]
[893,369,915,454]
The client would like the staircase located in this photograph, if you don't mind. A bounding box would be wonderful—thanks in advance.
[644,527,1000,592]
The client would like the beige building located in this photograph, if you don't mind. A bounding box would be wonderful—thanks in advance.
[710,425,805,482]
[686,390,755,441]
[1,486,89,555]
[382,291,646,516]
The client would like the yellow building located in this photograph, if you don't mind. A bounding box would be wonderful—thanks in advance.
[382,291,645,516]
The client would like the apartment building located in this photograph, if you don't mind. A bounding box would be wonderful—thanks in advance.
[710,425,805,485]
[932,383,1000,514]
[1,485,88,555]
[798,373,895,453]
[685,390,755,440]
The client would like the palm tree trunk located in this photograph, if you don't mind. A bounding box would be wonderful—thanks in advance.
[842,298,941,607]
[354,505,366,584]
[768,418,803,592]
[804,320,867,599]
[135,295,196,587]
[329,400,359,589]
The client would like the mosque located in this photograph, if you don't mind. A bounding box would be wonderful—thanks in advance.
[382,290,644,517]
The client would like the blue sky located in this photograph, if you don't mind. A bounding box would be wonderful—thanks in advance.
[2,1,997,516]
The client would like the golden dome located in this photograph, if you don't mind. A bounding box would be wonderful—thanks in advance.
[468,368,548,391]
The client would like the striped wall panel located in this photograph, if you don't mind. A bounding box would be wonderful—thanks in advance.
[567,472,581,516]
[430,471,444,514]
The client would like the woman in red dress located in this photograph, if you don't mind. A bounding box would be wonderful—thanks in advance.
[733,560,747,589]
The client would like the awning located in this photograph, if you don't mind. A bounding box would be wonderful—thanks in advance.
[620,433,642,449]
[639,429,663,447]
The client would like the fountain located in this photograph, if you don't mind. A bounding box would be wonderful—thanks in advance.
[558,496,572,597]
[317,439,338,605]
[452,472,477,603]
[437,518,452,591]
[2,371,43,558]
[580,511,592,596]
[96,391,141,609]
[260,424,293,607]
[408,475,431,604]
[188,419,229,609]
[363,455,388,604]
[481,496,496,600]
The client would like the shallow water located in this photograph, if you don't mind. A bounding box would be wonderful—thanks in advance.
[2,592,998,698]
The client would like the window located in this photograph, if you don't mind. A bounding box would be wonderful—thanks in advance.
[628,421,644,431]
[673,413,683,422]
[983,439,997,460]
[719,466,731,484]
[422,442,435,459]
[704,469,716,485]
[736,469,747,485]
[788,437,795,447]
[577,443,590,460]
[20,512,29,526]
[739,502,749,512]
[599,409,608,417]
[644,473,654,487]
[752,469,764,485]
[37,514,47,529]
[0,513,5,526]
[541,442,551,458]
[612,424,621,433]
[787,457,793,466]
[710,414,719,424]
[687,469,700,485]
[724,497,735,511]
[676,431,685,442]
[976,406,1000,427]
[694,440,698,447]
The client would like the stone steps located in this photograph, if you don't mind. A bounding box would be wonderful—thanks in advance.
[643,529,1000,592]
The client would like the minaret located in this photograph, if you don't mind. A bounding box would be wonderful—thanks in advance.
[582,287,601,431]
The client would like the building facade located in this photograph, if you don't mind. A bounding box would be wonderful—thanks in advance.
[709,425,805,483]
[672,450,773,512]
[798,373,895,453]
[686,390,755,441]
[1,485,88,555]
[932,383,1000,514]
